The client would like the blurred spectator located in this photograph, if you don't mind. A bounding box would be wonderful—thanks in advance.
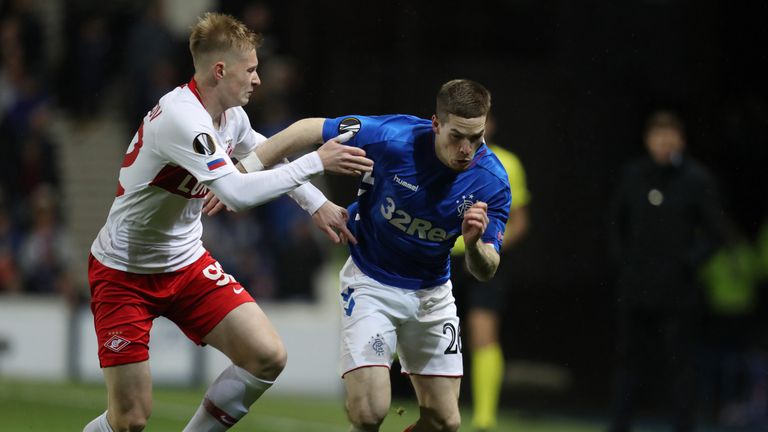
[245,55,303,135]
[0,1,46,79]
[239,1,277,58]
[72,15,110,117]
[0,192,22,294]
[0,71,58,224]
[261,195,326,302]
[607,111,729,432]
[123,0,178,124]
[245,54,325,302]
[17,185,76,303]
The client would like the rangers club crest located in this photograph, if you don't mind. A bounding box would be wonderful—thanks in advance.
[369,334,385,356]
[455,194,475,217]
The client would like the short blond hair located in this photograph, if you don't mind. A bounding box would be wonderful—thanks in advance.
[189,12,262,69]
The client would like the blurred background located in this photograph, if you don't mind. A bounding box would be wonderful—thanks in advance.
[1,0,767,430]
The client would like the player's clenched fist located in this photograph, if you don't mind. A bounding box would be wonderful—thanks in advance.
[317,137,373,176]
[461,202,489,245]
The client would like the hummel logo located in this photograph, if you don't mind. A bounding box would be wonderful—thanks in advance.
[233,286,244,294]
[393,175,419,192]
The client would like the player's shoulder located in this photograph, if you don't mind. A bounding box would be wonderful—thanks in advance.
[156,85,212,129]
[364,114,431,141]
[474,145,510,186]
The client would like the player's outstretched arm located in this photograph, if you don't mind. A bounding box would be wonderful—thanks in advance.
[203,138,371,216]
[253,118,326,168]
[207,152,324,212]
[206,142,371,213]
[462,202,501,281]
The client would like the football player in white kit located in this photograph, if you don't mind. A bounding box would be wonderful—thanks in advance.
[82,12,372,432]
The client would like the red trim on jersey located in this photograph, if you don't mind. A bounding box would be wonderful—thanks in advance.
[116,181,125,197]
[341,364,391,378]
[184,78,227,124]
[149,165,208,199]
[187,78,205,107]
[121,123,144,168]
[203,398,238,427]
[468,147,487,169]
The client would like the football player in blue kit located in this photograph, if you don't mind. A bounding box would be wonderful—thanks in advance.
[206,79,510,432]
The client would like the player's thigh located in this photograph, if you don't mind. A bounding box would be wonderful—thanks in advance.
[202,302,286,377]
[339,258,402,374]
[409,375,461,424]
[344,366,392,421]
[103,360,152,419]
[397,284,463,376]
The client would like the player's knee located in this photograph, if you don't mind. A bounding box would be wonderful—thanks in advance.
[346,398,388,430]
[419,407,460,432]
[239,341,287,381]
[440,413,461,432]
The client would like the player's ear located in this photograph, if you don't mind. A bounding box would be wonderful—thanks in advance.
[214,62,226,80]
[431,114,440,133]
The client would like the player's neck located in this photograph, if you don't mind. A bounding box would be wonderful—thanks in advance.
[192,74,226,128]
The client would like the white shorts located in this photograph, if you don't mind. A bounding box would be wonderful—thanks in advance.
[338,257,463,377]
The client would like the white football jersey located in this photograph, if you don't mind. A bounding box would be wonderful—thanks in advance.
[91,79,265,273]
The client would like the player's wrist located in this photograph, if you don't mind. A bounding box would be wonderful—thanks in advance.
[239,152,264,172]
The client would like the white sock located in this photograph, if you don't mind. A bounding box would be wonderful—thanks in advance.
[183,364,273,431]
[83,411,113,432]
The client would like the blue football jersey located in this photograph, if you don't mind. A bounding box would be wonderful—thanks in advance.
[323,114,511,289]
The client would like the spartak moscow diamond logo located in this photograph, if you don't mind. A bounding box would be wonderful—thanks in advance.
[104,335,131,352]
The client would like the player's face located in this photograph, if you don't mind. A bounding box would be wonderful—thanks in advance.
[432,114,486,171]
[645,126,684,165]
[222,48,261,107]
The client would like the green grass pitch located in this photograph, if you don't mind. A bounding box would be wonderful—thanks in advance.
[0,378,603,431]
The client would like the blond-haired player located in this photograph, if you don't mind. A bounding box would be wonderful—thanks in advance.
[83,12,371,432]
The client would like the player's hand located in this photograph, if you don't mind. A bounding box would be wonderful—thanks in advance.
[317,138,373,176]
[461,202,489,246]
[203,190,230,216]
[312,201,357,245]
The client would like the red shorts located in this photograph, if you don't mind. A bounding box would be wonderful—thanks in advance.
[88,252,254,368]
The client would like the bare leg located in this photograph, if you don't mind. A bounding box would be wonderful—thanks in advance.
[409,375,461,432]
[344,366,392,432]
[87,361,152,432]
[183,302,287,431]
